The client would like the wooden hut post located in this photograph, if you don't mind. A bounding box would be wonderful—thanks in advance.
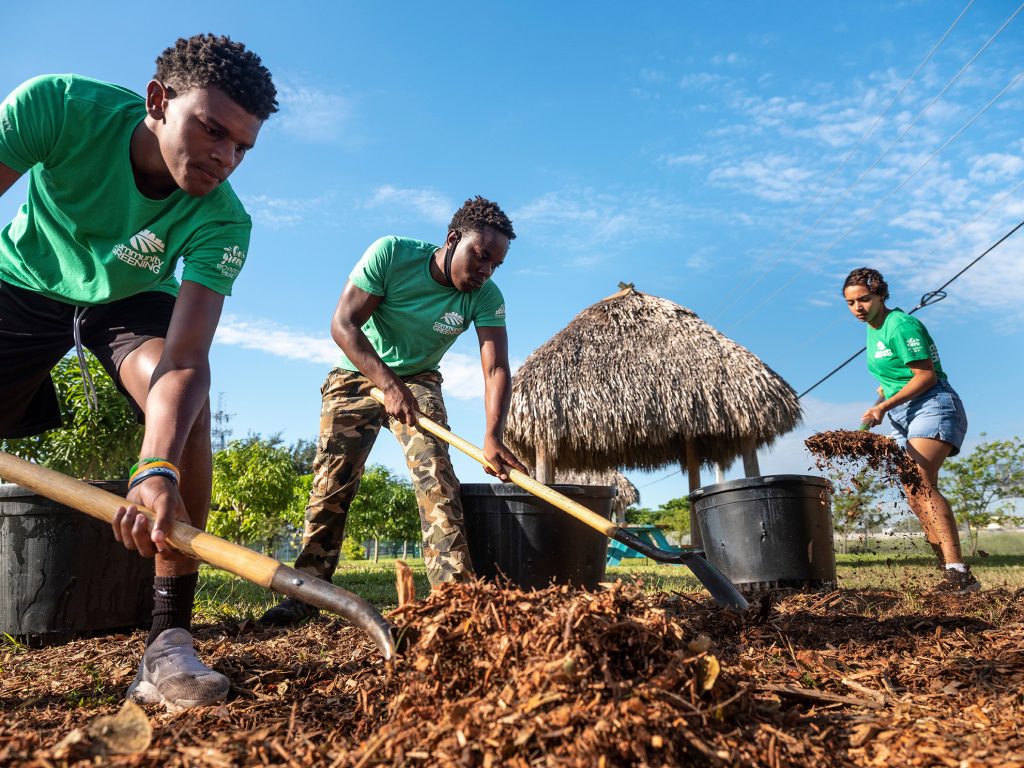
[535,443,555,484]
[684,440,702,548]
[741,438,760,477]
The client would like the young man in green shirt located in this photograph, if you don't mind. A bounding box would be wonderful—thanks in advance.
[261,196,527,625]
[0,35,277,710]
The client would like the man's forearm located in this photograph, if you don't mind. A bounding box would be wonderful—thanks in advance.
[483,366,513,440]
[139,365,210,462]
[335,324,403,392]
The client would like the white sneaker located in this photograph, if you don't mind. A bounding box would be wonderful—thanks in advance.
[126,628,230,711]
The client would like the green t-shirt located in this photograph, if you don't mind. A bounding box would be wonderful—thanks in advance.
[0,74,251,305]
[338,236,507,376]
[865,308,947,399]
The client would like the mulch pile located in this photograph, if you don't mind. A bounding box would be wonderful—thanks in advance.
[805,430,924,493]
[2,580,1023,767]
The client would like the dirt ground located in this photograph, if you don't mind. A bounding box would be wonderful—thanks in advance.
[1,579,1022,767]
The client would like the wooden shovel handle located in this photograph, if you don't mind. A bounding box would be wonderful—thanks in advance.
[369,387,618,537]
[0,450,396,658]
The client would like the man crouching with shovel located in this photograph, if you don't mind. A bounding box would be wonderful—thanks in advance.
[0,35,276,710]
[261,196,527,625]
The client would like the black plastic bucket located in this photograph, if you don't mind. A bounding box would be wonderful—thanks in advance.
[461,483,614,590]
[690,475,836,594]
[0,481,154,644]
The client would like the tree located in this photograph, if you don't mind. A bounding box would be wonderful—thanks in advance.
[940,436,1024,556]
[659,496,691,546]
[346,465,419,562]
[624,497,691,546]
[208,437,298,554]
[289,437,318,474]
[830,469,885,554]
[1,352,143,479]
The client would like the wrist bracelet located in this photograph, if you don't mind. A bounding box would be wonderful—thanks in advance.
[130,460,180,484]
[130,457,173,476]
[128,466,180,491]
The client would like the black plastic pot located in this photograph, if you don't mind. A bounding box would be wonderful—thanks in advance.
[690,475,836,594]
[461,483,614,590]
[0,481,154,645]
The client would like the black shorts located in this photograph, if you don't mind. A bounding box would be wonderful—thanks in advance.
[0,280,176,439]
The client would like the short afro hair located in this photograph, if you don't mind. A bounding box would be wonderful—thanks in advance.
[843,267,889,301]
[449,196,516,241]
[155,34,278,121]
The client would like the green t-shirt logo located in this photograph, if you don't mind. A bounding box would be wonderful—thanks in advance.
[433,311,465,336]
[865,308,947,399]
[114,229,166,274]
[218,245,246,279]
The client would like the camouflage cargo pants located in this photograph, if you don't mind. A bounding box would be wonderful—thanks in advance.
[293,368,473,587]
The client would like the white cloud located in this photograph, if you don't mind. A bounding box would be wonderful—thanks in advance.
[364,185,454,224]
[678,72,730,90]
[758,395,868,476]
[275,82,351,143]
[215,315,336,364]
[513,189,699,261]
[969,153,1024,184]
[439,352,484,400]
[661,153,706,167]
[241,193,335,228]
[709,155,816,202]
[711,52,743,66]
[213,316,491,400]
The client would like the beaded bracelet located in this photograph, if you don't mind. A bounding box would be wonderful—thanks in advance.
[128,466,180,491]
[130,457,172,476]
[129,460,180,485]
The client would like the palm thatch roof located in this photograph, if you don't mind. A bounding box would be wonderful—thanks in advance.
[505,285,802,472]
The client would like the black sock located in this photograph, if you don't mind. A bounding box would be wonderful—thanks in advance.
[147,572,199,646]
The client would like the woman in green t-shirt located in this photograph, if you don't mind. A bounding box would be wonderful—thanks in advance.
[842,267,977,593]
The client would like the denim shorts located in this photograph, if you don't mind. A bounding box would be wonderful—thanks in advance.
[886,379,968,456]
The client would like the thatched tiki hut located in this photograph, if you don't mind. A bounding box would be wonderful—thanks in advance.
[504,284,802,544]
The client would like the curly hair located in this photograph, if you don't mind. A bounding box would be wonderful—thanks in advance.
[449,196,516,241]
[843,267,889,301]
[155,34,278,121]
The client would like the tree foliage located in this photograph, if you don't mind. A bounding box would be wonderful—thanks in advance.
[208,437,298,554]
[624,496,691,546]
[1,353,143,479]
[830,469,885,554]
[346,465,419,562]
[940,436,1024,556]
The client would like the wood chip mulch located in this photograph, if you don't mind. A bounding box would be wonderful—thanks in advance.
[2,580,1023,767]
[805,430,924,493]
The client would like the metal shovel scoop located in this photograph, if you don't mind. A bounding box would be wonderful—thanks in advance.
[369,388,748,611]
[0,450,396,659]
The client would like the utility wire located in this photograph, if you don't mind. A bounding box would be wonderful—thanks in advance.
[712,0,977,323]
[790,176,1024,356]
[646,182,1024,491]
[734,66,1024,330]
[725,2,1022,330]
[797,215,1024,399]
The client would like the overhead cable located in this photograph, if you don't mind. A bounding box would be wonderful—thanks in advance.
[734,66,1024,330]
[712,0,977,323]
[797,215,1024,399]
[789,176,1024,356]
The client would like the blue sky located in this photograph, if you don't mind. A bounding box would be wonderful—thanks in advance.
[2,1,1022,509]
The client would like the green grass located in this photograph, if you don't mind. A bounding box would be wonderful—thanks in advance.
[192,532,1024,624]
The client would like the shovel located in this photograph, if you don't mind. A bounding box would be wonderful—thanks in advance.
[0,450,396,659]
[369,388,748,611]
